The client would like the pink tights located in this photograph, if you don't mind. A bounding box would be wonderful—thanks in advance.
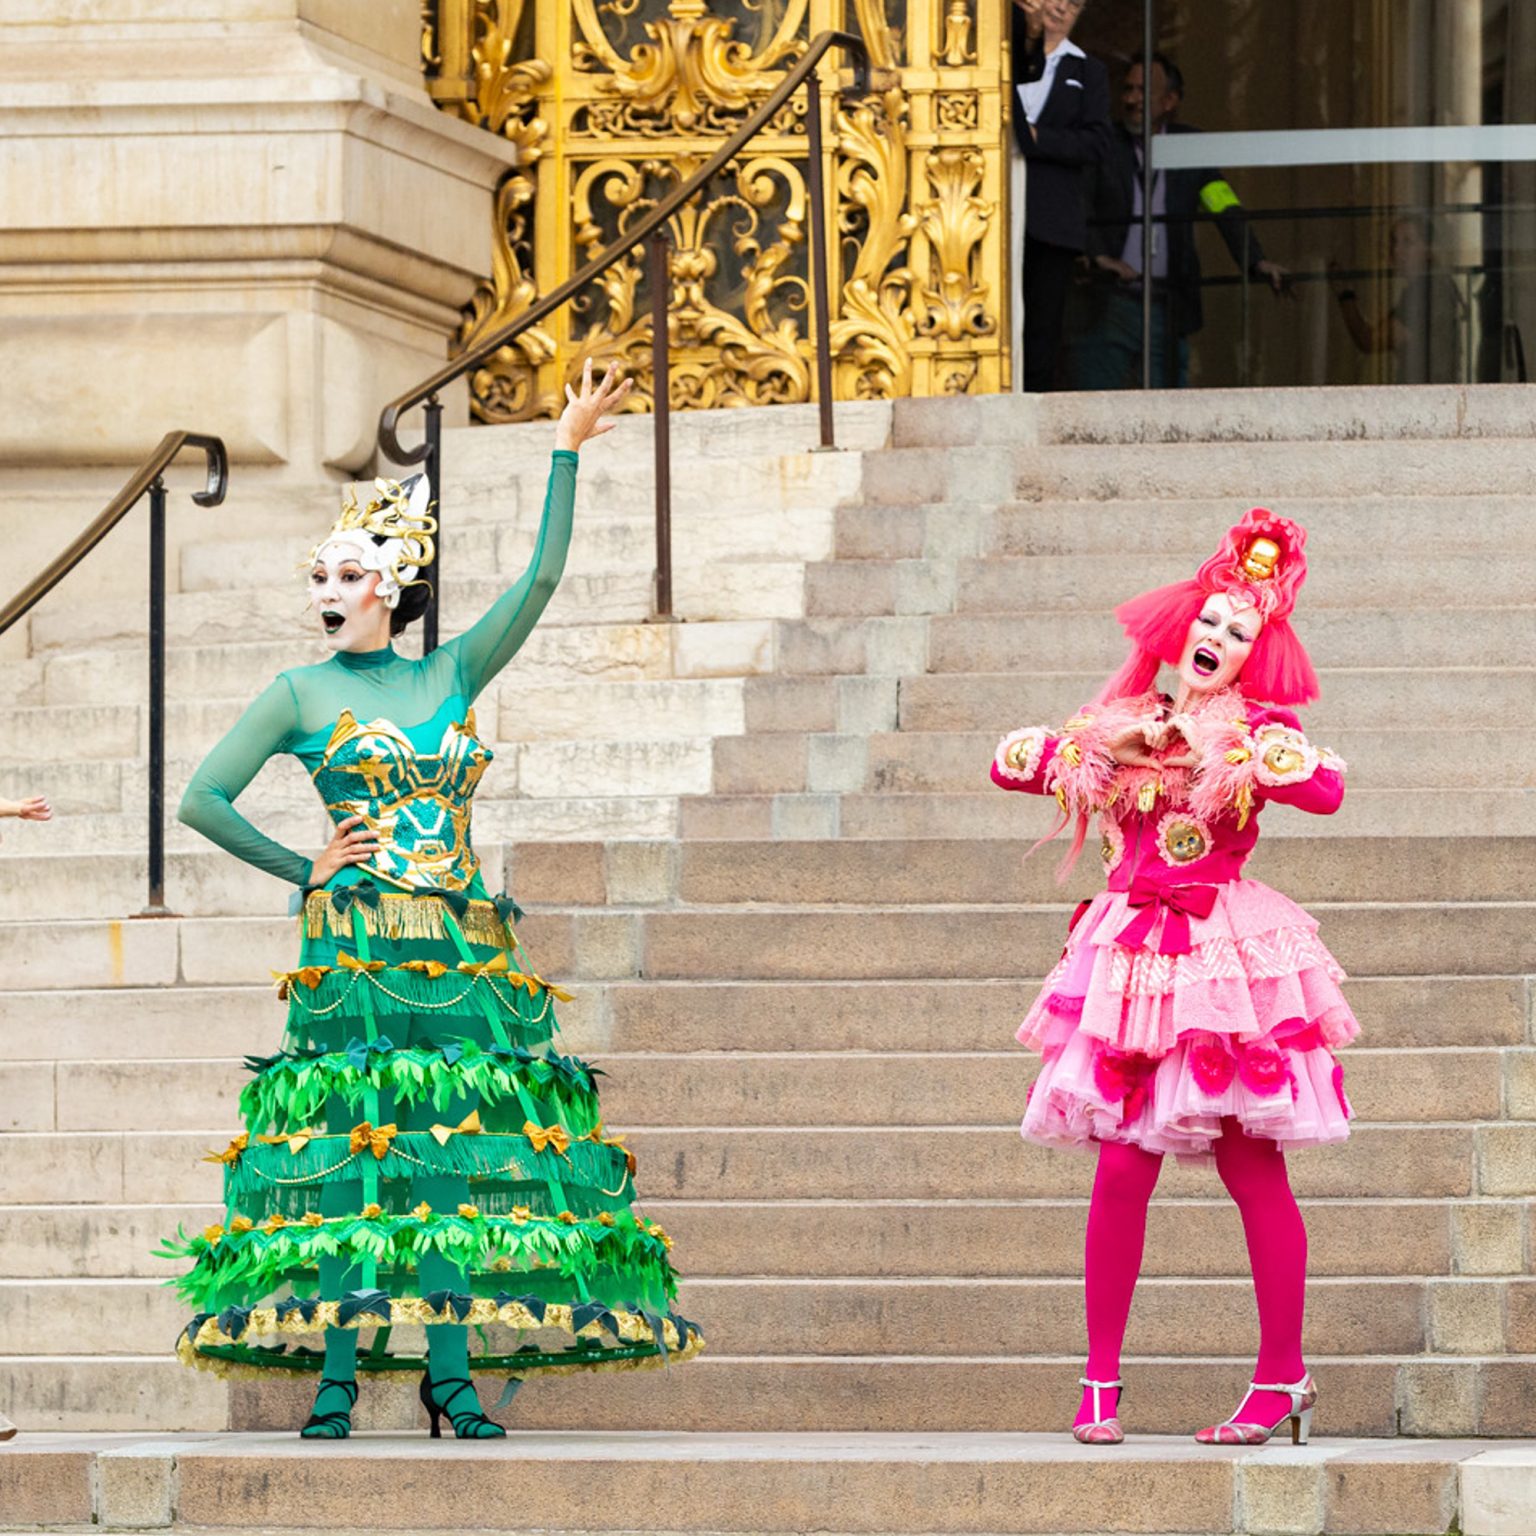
[1075,1118,1308,1429]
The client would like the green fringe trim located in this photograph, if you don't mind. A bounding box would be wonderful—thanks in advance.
[220,1132,629,1204]
[178,1291,701,1359]
[158,1208,678,1314]
[177,1322,704,1381]
[303,890,513,950]
[282,966,558,1046]
[238,1042,602,1138]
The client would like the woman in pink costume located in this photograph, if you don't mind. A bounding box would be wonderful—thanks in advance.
[991,510,1353,1447]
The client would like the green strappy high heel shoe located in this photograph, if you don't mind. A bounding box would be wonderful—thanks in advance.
[418,1373,507,1439]
[300,1377,359,1439]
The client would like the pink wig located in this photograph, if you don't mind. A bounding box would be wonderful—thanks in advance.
[1095,508,1319,706]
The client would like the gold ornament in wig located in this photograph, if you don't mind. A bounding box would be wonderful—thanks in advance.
[310,473,439,608]
[1241,536,1282,582]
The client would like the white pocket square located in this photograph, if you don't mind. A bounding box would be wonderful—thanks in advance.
[1065,78,1083,88]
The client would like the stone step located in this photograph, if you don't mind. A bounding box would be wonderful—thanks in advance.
[0,1043,1517,1135]
[889,381,1536,448]
[10,1427,1536,1533]
[852,727,1534,795]
[804,788,1536,842]
[1,900,1529,991]
[859,436,1536,505]
[442,394,889,469]
[5,831,1527,924]
[659,836,1535,907]
[29,565,806,655]
[37,620,775,707]
[834,493,1536,562]
[949,552,1536,616]
[1,1122,1526,1206]
[895,668,1536,732]
[981,494,1536,558]
[634,892,1530,981]
[2,1353,1533,1438]
[1,973,1520,1065]
[180,519,669,595]
[2,1194,1521,1282]
[923,610,1536,674]
[7,1273,1532,1362]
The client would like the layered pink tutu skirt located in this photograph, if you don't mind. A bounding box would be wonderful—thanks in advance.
[1019,878,1357,1161]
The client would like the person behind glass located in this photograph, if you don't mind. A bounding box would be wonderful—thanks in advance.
[1011,0,1110,392]
[0,788,51,1442]
[1329,216,1462,385]
[1072,53,1289,390]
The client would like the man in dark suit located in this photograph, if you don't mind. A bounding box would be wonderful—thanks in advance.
[1011,0,1111,391]
[1072,52,1289,389]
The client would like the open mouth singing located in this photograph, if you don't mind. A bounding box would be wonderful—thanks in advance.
[1191,645,1221,676]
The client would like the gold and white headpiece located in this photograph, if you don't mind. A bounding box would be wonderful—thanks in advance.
[310,475,438,608]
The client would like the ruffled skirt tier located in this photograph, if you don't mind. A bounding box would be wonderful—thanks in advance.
[1018,879,1357,1161]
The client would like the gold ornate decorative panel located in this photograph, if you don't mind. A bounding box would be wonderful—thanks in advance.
[424,0,1012,418]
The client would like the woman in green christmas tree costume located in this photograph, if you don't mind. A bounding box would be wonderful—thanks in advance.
[167,362,701,1439]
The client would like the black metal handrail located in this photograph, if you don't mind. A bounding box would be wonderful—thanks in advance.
[377,28,873,641]
[0,432,229,915]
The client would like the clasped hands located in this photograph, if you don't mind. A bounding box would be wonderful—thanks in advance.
[1107,715,1202,770]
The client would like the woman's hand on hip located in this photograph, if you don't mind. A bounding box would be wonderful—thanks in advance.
[307,813,381,886]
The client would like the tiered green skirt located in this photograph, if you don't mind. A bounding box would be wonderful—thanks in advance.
[162,881,703,1380]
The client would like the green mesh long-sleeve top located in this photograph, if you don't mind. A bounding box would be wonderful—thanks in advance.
[179,450,578,892]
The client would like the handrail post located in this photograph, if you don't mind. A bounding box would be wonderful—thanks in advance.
[423,396,443,654]
[804,65,837,450]
[649,229,674,620]
[1139,0,1154,390]
[144,476,168,916]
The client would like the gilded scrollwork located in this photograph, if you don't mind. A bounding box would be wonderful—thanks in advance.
[565,153,812,411]
[934,90,979,131]
[427,0,1011,415]
[915,146,996,343]
[938,0,974,66]
[427,1,555,421]
[830,88,917,398]
[572,0,808,131]
[849,0,904,71]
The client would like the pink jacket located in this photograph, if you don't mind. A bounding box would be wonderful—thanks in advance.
[991,687,1345,899]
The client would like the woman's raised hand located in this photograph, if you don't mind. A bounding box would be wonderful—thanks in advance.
[307,813,381,887]
[555,359,634,453]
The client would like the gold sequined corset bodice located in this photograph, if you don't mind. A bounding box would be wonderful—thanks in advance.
[311,706,492,892]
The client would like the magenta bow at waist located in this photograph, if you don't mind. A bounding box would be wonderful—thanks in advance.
[1114,877,1219,956]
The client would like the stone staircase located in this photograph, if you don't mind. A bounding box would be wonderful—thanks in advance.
[1,387,1534,1534]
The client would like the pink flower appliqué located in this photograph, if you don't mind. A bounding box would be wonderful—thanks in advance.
[1092,1047,1146,1104]
[1331,1060,1352,1117]
[1187,1032,1236,1096]
[1237,1044,1289,1097]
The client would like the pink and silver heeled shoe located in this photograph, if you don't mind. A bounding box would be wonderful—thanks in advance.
[1072,1376,1125,1445]
[1195,1373,1317,1446]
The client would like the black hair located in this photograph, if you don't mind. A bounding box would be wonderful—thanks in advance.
[361,531,434,636]
[1130,49,1183,99]
[389,579,432,637]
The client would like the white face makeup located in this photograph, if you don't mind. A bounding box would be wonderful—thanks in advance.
[1178,591,1263,694]
[310,542,390,653]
